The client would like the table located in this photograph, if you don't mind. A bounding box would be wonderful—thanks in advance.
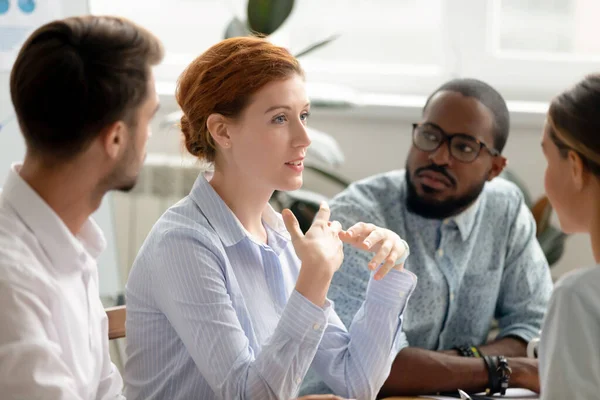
[383,388,538,400]
[383,397,436,400]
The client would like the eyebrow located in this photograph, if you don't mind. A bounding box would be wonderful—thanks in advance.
[425,121,495,143]
[423,122,476,138]
[264,103,311,114]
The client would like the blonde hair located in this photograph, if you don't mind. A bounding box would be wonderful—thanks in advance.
[548,74,600,175]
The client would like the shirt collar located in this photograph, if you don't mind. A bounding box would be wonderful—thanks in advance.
[189,172,291,252]
[1,164,106,270]
[448,197,480,241]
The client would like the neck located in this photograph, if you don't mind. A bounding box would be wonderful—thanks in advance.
[584,180,600,264]
[591,215,600,265]
[19,155,104,235]
[209,167,273,243]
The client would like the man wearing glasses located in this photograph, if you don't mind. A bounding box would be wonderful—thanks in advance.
[301,79,552,397]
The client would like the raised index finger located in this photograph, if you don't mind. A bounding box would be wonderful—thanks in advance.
[313,202,331,224]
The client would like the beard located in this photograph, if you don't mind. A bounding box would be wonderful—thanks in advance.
[405,163,486,219]
[100,142,143,193]
[115,176,138,193]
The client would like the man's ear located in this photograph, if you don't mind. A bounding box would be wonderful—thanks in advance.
[206,113,232,149]
[488,155,508,181]
[101,121,127,160]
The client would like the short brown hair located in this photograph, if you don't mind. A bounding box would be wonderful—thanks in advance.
[10,15,164,160]
[176,36,303,162]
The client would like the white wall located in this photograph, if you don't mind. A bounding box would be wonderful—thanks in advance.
[142,97,594,281]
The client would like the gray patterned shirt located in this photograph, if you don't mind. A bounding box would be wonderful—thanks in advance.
[301,169,552,395]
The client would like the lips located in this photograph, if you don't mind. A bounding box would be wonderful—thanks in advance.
[285,160,303,166]
[417,170,452,189]
[285,157,304,166]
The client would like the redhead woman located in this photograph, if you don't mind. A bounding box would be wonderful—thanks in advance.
[123,37,415,400]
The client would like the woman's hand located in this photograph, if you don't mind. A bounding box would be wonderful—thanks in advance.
[284,202,344,307]
[339,222,409,280]
[283,202,344,278]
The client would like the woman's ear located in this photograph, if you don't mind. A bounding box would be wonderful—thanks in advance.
[568,150,586,191]
[207,113,231,149]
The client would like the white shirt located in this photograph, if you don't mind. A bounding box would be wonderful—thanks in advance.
[0,164,124,399]
[539,265,600,400]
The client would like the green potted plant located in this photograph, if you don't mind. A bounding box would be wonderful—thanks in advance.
[223,0,339,58]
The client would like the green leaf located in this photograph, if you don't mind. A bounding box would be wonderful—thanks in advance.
[247,0,295,36]
[294,33,340,58]
[224,17,251,39]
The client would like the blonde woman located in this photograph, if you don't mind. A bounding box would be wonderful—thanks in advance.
[539,74,600,399]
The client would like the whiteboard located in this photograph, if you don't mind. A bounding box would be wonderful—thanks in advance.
[0,0,122,298]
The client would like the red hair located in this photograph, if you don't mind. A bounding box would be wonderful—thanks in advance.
[176,37,304,162]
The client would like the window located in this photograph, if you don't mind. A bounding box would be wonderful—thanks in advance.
[286,0,446,94]
[460,0,600,101]
[90,0,600,103]
[90,0,447,96]
[496,0,600,57]
[89,0,230,65]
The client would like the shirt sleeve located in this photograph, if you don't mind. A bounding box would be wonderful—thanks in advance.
[303,185,416,399]
[150,228,331,400]
[495,199,553,343]
[0,280,84,399]
[96,309,125,400]
[310,269,416,399]
[96,361,125,400]
[327,186,392,328]
[539,281,600,400]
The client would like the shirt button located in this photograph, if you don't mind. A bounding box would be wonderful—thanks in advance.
[437,249,444,257]
[296,377,302,385]
[443,219,450,225]
[450,293,455,301]
[312,323,321,331]
[399,290,406,297]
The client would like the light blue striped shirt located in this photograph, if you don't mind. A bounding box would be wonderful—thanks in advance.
[124,173,417,400]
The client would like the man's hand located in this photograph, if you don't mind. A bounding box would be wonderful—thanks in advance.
[510,357,540,393]
[339,222,409,280]
[380,347,540,397]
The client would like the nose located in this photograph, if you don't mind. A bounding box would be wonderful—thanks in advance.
[293,120,312,148]
[428,140,451,166]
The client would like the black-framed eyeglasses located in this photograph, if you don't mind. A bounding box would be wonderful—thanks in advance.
[412,122,500,163]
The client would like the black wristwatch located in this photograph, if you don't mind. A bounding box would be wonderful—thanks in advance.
[483,355,512,396]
